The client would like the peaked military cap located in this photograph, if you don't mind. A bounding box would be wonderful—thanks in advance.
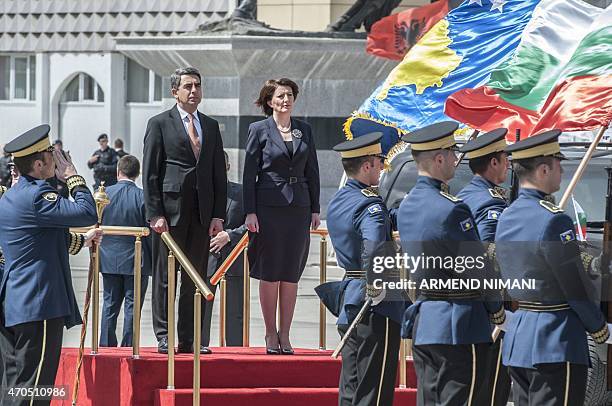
[4,124,53,158]
[505,129,565,160]
[333,132,385,159]
[459,128,508,159]
[401,121,459,151]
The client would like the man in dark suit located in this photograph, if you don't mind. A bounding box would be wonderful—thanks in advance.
[143,66,227,354]
[99,155,152,347]
[203,151,247,347]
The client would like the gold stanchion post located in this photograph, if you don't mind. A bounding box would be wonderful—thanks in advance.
[243,247,250,347]
[91,184,110,354]
[133,236,142,358]
[219,277,227,347]
[194,289,202,406]
[167,252,176,390]
[319,235,327,350]
[399,262,407,387]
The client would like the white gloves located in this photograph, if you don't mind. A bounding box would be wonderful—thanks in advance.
[497,310,514,332]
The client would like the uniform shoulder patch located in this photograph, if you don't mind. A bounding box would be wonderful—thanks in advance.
[42,192,58,202]
[0,185,6,198]
[367,204,383,215]
[560,229,575,244]
[460,218,474,232]
[539,200,563,213]
[487,209,501,220]
[440,191,461,203]
[361,187,379,198]
[488,188,505,200]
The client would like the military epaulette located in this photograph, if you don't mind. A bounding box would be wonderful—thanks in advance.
[440,191,461,203]
[67,232,85,255]
[0,185,6,198]
[539,200,563,213]
[66,175,87,197]
[361,187,379,198]
[488,188,505,200]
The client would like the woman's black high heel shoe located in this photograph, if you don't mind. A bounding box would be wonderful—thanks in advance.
[265,334,281,355]
[278,333,294,355]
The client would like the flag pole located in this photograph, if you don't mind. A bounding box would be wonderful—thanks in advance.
[559,125,608,209]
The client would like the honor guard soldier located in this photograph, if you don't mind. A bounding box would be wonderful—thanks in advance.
[0,125,101,406]
[316,132,408,406]
[495,130,611,406]
[457,128,511,406]
[397,122,506,406]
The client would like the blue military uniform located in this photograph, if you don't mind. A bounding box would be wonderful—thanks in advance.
[457,176,507,242]
[457,128,511,406]
[495,129,609,406]
[316,132,408,406]
[99,179,152,347]
[397,122,505,406]
[0,125,97,405]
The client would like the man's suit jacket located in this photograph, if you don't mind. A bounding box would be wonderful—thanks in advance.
[100,180,152,276]
[243,116,320,214]
[207,181,247,278]
[143,105,227,227]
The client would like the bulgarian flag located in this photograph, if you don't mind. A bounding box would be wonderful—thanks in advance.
[571,194,587,241]
[445,0,612,137]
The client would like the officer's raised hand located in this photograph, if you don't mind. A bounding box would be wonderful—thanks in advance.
[84,228,104,247]
[53,148,77,182]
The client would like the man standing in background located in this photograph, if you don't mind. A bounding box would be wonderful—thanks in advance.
[203,151,246,347]
[99,155,152,347]
[114,138,129,158]
[88,133,118,188]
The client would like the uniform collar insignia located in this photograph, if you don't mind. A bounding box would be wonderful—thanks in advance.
[539,200,563,213]
[488,187,506,201]
[440,190,461,203]
[361,187,379,197]
[440,183,450,193]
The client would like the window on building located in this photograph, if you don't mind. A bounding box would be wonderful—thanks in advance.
[60,73,104,103]
[127,58,162,103]
[0,54,37,101]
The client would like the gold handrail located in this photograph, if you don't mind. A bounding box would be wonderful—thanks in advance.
[70,225,150,237]
[161,232,214,300]
[210,232,249,285]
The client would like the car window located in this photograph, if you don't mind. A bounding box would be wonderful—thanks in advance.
[555,158,610,221]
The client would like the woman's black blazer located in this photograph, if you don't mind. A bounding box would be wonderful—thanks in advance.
[243,116,320,214]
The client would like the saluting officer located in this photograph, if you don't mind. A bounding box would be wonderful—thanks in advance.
[397,122,505,406]
[495,130,610,406]
[457,128,511,406]
[317,132,407,406]
[0,125,101,406]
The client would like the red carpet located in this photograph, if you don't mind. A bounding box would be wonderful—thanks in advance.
[52,347,417,405]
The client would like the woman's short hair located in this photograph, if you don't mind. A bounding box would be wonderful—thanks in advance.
[255,78,299,116]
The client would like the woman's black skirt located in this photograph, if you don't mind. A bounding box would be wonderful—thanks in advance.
[248,204,311,283]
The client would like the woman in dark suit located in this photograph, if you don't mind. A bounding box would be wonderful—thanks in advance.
[243,78,320,355]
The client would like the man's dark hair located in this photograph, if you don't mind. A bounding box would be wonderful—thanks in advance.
[13,152,45,175]
[513,156,555,180]
[117,155,140,179]
[114,138,124,149]
[342,155,377,177]
[255,78,300,116]
[97,133,108,142]
[468,151,505,175]
[170,67,201,91]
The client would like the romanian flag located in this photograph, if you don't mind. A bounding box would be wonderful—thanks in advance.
[446,0,612,137]
[366,0,458,61]
[348,0,540,145]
